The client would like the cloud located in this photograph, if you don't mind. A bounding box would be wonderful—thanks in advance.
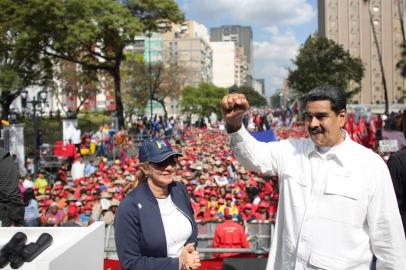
[182,0,315,27]
[253,30,300,95]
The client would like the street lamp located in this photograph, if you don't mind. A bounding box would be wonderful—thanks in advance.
[146,31,153,120]
[21,89,48,176]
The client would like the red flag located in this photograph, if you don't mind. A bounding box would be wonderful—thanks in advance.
[358,117,366,135]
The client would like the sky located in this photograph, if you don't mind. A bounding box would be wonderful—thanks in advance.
[175,0,318,97]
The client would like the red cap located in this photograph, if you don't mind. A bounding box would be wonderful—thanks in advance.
[67,207,78,217]
[258,201,268,208]
[210,191,217,197]
[193,190,202,197]
[225,193,233,200]
[54,184,63,190]
[85,195,94,201]
[84,204,92,211]
[199,199,208,206]
[243,203,253,210]
[115,194,123,201]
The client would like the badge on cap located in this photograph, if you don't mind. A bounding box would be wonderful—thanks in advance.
[138,203,142,209]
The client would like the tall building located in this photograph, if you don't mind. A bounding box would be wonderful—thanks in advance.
[144,33,164,63]
[253,78,265,95]
[211,41,236,88]
[318,0,406,105]
[235,47,249,87]
[210,25,253,86]
[154,20,213,116]
[162,21,213,86]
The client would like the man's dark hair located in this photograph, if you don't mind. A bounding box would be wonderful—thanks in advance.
[302,85,346,115]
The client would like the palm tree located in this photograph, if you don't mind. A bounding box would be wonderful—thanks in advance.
[363,0,389,115]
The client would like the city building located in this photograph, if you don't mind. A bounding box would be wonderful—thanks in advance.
[234,47,249,87]
[318,0,406,105]
[211,41,236,88]
[162,21,213,87]
[210,25,253,87]
[253,79,265,95]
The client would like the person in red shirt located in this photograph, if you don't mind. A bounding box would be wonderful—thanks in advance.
[213,208,250,258]
[240,203,256,222]
[254,201,271,221]
[195,199,218,223]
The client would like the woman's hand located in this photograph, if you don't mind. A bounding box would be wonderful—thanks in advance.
[179,243,201,270]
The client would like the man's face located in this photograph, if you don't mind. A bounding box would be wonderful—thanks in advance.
[304,100,346,147]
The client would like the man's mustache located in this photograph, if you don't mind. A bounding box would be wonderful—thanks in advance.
[308,126,324,134]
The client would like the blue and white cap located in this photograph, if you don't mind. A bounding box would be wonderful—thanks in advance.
[138,138,182,163]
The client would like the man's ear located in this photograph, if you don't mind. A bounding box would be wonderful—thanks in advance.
[339,109,347,128]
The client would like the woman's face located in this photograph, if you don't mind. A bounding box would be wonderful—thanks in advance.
[146,156,178,188]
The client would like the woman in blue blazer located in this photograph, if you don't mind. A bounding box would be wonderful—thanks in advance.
[115,138,200,270]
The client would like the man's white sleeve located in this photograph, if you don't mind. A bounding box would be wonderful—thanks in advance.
[229,125,284,176]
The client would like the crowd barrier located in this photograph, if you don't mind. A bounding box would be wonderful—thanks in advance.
[104,221,274,260]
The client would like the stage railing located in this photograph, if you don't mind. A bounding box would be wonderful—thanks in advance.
[104,221,274,259]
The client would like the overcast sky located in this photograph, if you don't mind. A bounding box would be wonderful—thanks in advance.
[176,0,318,97]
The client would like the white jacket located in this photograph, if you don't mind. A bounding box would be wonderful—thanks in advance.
[230,125,406,270]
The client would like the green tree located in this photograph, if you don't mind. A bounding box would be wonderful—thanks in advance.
[288,36,364,99]
[180,83,227,118]
[121,51,147,121]
[122,58,187,119]
[0,11,52,120]
[53,62,100,115]
[2,0,184,128]
[229,85,268,107]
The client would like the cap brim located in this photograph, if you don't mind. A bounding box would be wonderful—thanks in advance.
[148,151,182,163]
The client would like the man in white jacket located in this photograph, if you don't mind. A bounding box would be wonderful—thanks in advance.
[221,85,406,269]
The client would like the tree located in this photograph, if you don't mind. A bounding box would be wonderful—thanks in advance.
[180,83,228,118]
[54,62,100,115]
[288,36,364,99]
[229,85,268,107]
[122,57,187,119]
[3,0,184,128]
[0,10,52,120]
[121,51,147,121]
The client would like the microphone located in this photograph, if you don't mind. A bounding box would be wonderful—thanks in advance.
[0,232,27,268]
[21,233,53,262]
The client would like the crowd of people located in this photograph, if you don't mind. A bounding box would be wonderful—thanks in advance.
[18,124,283,229]
[15,106,406,230]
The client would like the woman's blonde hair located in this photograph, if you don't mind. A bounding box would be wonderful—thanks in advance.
[131,163,149,189]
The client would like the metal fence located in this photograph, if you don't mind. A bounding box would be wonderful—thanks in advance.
[104,221,274,260]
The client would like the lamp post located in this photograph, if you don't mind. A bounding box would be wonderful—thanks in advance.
[147,31,153,120]
[21,89,48,176]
